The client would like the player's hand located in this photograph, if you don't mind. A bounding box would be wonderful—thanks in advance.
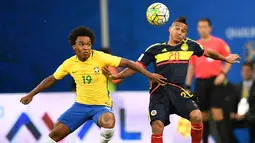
[102,67,117,80]
[235,114,246,121]
[230,113,236,120]
[214,73,225,85]
[102,67,111,78]
[148,73,167,85]
[185,89,191,94]
[225,54,240,64]
[20,95,33,105]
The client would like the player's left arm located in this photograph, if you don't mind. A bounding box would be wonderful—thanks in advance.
[100,52,137,78]
[20,61,69,105]
[204,49,240,64]
[108,67,122,84]
[101,52,166,84]
[191,40,240,64]
[108,51,155,79]
[117,58,165,82]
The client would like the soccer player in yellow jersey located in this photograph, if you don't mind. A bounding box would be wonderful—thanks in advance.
[20,27,166,143]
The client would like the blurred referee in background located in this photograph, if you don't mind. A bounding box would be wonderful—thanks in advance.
[186,18,231,143]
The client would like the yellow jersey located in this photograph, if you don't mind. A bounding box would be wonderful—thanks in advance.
[53,50,121,107]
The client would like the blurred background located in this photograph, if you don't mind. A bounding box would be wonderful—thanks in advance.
[0,0,255,143]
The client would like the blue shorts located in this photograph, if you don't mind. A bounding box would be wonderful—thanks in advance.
[58,102,113,132]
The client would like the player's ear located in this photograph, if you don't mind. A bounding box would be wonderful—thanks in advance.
[185,28,188,35]
[169,23,174,32]
[169,26,172,32]
[72,45,76,51]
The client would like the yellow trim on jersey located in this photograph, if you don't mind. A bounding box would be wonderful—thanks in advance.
[182,38,188,43]
[186,37,204,50]
[155,51,194,63]
[148,108,151,121]
[162,48,167,52]
[145,43,166,52]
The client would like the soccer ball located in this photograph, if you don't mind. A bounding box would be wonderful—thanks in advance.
[146,3,170,26]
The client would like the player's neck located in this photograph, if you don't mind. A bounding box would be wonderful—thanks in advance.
[77,55,90,62]
[167,40,182,46]
[78,57,88,62]
[77,51,92,62]
[201,35,211,42]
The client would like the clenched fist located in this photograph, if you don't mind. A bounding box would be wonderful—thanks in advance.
[20,95,33,105]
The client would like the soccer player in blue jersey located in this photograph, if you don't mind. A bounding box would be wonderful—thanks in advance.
[102,17,240,143]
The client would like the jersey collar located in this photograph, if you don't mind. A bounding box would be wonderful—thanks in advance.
[75,50,94,62]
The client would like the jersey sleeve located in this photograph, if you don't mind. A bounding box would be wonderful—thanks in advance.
[53,61,69,80]
[219,39,231,56]
[100,52,121,67]
[137,47,155,67]
[192,41,204,57]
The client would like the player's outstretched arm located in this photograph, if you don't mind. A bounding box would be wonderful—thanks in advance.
[119,58,167,84]
[20,75,57,105]
[102,67,136,80]
[204,49,240,64]
[105,58,166,85]
[185,64,195,90]
[114,68,136,79]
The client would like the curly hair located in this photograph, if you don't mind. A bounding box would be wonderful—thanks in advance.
[68,26,96,45]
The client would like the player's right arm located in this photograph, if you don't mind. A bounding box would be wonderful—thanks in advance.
[20,61,68,105]
[185,56,196,90]
[107,67,122,84]
[20,75,57,105]
[103,46,156,79]
[104,59,167,85]
[102,57,166,84]
[110,66,137,79]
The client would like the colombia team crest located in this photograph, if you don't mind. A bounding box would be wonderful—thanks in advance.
[181,43,189,51]
[151,110,157,116]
